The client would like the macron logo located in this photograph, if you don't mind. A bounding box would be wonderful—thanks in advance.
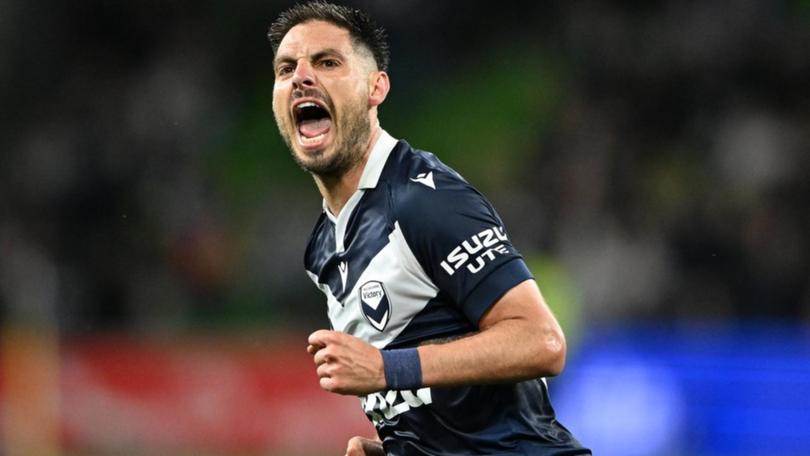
[338,261,348,293]
[410,171,436,189]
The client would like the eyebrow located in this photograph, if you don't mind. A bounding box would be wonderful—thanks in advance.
[312,48,346,61]
[274,47,347,68]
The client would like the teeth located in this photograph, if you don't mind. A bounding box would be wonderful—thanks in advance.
[297,102,318,110]
[299,132,327,146]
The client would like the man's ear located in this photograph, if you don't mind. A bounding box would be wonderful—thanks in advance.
[368,71,390,107]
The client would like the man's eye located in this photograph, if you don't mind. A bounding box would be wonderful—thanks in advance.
[320,59,339,68]
[277,65,294,75]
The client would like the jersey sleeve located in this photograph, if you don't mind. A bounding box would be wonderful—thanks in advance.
[394,175,533,325]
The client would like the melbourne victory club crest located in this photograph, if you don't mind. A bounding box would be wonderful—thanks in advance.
[359,281,391,331]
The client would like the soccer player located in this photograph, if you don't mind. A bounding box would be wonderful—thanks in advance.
[268,2,590,455]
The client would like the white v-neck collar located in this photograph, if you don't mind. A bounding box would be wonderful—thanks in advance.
[358,129,397,189]
[321,128,397,252]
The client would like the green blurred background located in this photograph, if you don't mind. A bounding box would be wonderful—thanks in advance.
[1,1,809,455]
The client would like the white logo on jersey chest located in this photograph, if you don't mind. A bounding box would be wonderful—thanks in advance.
[359,281,391,331]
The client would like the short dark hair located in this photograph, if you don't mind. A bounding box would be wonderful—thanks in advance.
[268,1,390,72]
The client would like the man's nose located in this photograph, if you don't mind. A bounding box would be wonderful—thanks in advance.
[292,61,316,90]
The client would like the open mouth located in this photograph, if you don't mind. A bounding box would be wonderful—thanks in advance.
[293,101,332,147]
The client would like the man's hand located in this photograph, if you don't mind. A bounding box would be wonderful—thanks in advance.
[307,329,386,395]
[345,435,385,456]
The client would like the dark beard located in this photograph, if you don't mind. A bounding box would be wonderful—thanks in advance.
[279,99,371,179]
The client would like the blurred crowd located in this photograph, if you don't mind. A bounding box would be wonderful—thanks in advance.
[1,0,808,335]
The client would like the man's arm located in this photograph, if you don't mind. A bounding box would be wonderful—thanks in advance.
[420,278,565,386]
[308,279,566,395]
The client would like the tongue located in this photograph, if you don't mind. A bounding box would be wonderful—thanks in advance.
[299,118,332,138]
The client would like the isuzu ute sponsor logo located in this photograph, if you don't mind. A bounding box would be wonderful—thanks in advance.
[359,281,390,331]
[439,226,509,275]
[361,387,432,425]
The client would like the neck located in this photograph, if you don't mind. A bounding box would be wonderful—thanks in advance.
[315,124,382,217]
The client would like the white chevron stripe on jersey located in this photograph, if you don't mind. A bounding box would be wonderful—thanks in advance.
[307,221,439,348]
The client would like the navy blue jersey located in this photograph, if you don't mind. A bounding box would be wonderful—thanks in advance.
[305,130,590,456]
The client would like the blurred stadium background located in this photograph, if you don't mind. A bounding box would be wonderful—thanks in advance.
[1,0,809,455]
